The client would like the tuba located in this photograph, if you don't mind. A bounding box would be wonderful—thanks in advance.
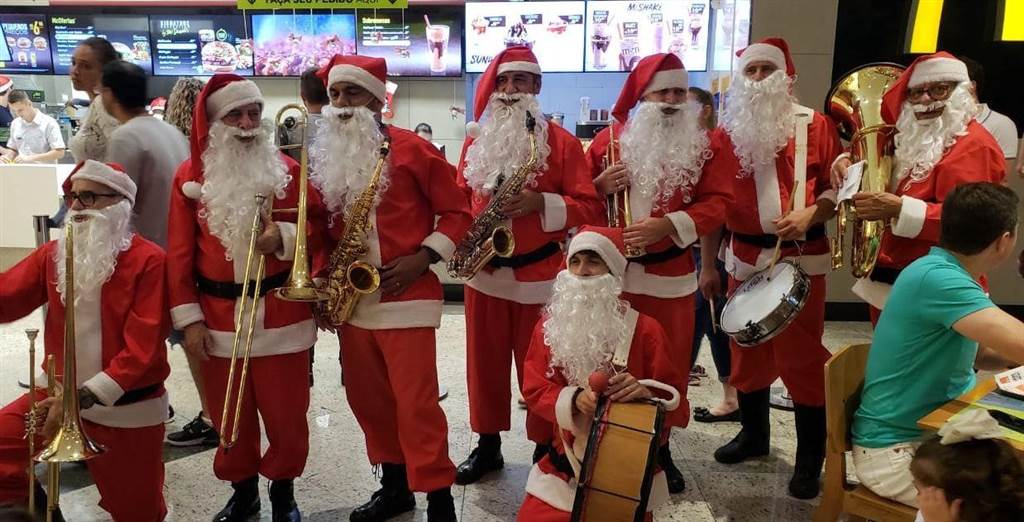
[826,63,905,278]
[320,139,392,326]
[604,124,643,258]
[447,112,538,280]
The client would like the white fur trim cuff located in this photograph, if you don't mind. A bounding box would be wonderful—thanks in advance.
[555,386,589,436]
[665,211,698,248]
[170,303,205,330]
[497,61,542,76]
[83,371,125,407]
[327,64,387,103]
[421,231,457,262]
[540,192,568,233]
[891,195,927,239]
[207,80,263,122]
[568,230,627,278]
[739,43,786,73]
[643,69,688,97]
[274,222,297,261]
[909,57,969,88]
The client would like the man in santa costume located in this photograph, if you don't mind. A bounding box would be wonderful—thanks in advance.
[518,226,685,521]
[308,54,470,522]
[833,52,1005,321]
[455,46,601,485]
[584,52,732,493]
[166,74,320,522]
[0,160,170,521]
[702,37,843,499]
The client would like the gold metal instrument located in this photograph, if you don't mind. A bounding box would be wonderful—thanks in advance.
[321,140,391,326]
[604,124,644,258]
[220,195,268,449]
[447,111,539,280]
[272,104,327,303]
[826,63,905,278]
[24,328,39,517]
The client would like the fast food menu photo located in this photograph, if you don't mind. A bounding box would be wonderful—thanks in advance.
[711,0,750,72]
[151,16,253,76]
[357,7,462,77]
[253,13,356,77]
[585,1,711,72]
[465,1,586,73]
[0,14,53,74]
[49,15,152,75]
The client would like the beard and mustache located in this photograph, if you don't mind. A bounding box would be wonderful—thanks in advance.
[543,271,630,388]
[462,92,552,194]
[199,120,290,261]
[309,105,389,221]
[720,70,797,176]
[894,82,977,184]
[54,200,134,303]
[619,101,710,210]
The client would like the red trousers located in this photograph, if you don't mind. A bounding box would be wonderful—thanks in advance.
[517,493,654,522]
[869,305,881,327]
[464,286,552,442]
[0,391,166,522]
[623,292,695,428]
[341,325,456,492]
[728,274,830,406]
[203,350,310,482]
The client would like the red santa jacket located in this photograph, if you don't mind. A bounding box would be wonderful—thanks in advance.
[456,123,601,304]
[318,125,472,330]
[0,236,170,428]
[165,152,324,358]
[711,108,842,281]
[586,121,733,298]
[521,308,685,514]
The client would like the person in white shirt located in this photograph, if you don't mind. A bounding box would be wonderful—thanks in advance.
[1,90,66,164]
[960,56,1018,163]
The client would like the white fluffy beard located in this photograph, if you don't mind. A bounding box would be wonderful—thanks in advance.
[309,105,389,219]
[620,101,711,208]
[721,70,797,175]
[894,83,977,184]
[462,93,552,194]
[199,121,290,261]
[543,271,630,387]
[54,200,134,303]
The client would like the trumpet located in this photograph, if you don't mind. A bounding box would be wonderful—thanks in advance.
[604,124,644,258]
[24,328,39,517]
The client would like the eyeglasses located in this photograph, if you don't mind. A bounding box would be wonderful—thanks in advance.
[63,191,121,207]
[907,82,958,102]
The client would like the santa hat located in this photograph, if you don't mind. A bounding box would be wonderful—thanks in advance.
[316,54,388,103]
[0,76,12,94]
[612,53,688,123]
[566,226,628,279]
[62,160,137,206]
[188,74,263,183]
[880,52,969,124]
[149,97,166,111]
[466,46,542,138]
[736,37,796,77]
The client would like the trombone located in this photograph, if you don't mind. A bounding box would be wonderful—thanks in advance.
[604,124,643,258]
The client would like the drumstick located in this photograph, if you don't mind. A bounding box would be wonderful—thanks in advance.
[767,181,799,277]
[709,296,719,333]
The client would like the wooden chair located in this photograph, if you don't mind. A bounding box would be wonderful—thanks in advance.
[813,344,918,522]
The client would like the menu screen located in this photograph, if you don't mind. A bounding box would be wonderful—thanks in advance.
[584,1,711,72]
[50,15,152,75]
[711,0,751,72]
[151,15,253,76]
[0,14,52,74]
[465,1,586,73]
[252,13,356,77]
[357,7,462,77]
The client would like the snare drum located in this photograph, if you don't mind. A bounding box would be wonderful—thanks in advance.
[721,259,810,347]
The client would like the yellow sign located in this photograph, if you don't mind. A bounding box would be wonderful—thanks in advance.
[238,0,408,9]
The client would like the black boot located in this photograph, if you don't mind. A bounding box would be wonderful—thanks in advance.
[657,445,686,494]
[455,434,504,485]
[269,479,301,522]
[789,404,826,499]
[349,463,415,522]
[213,476,260,522]
[426,487,457,522]
[531,443,550,464]
[714,388,771,464]
[31,479,66,522]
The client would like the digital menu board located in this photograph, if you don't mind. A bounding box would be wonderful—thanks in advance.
[252,13,356,77]
[49,15,152,75]
[0,14,53,74]
[584,1,711,72]
[151,15,253,76]
[465,1,586,73]
[357,7,462,77]
[711,0,751,72]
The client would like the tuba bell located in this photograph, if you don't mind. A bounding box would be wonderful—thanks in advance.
[825,63,905,278]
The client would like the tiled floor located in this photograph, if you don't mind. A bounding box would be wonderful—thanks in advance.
[0,307,874,521]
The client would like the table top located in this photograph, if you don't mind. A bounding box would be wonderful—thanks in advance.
[918,378,1024,452]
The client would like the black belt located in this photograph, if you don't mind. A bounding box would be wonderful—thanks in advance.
[489,241,561,269]
[869,266,902,285]
[114,383,162,406]
[196,271,290,300]
[632,244,689,265]
[730,224,827,249]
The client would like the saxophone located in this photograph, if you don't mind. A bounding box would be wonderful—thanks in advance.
[322,139,391,326]
[447,111,538,280]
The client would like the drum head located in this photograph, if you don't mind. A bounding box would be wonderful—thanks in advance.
[721,262,799,333]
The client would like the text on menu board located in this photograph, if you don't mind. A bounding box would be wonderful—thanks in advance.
[238,0,407,8]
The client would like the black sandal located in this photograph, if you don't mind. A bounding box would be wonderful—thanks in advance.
[693,406,740,423]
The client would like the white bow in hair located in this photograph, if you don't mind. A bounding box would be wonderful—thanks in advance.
[937,409,1003,445]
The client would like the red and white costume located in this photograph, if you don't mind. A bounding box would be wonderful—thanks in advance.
[457,47,601,442]
[585,54,732,427]
[313,55,471,492]
[165,75,321,483]
[0,162,169,521]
